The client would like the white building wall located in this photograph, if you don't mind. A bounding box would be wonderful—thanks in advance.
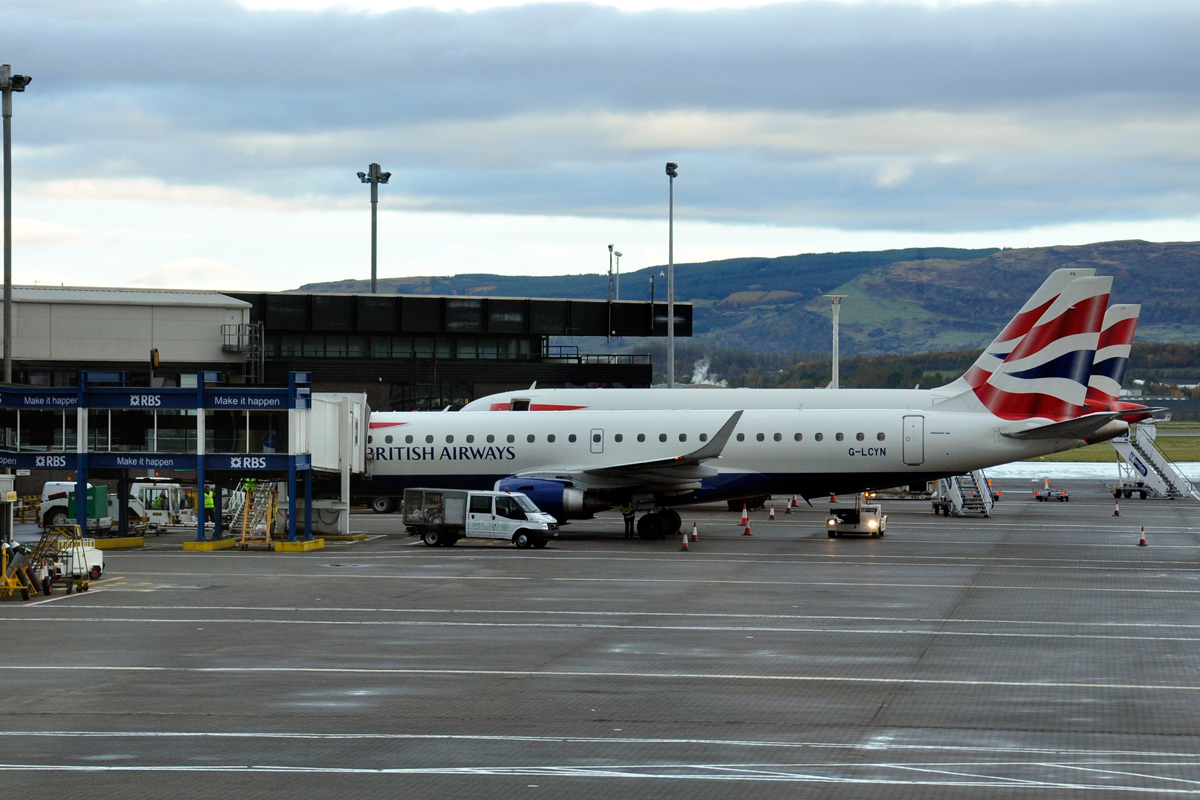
[1,291,250,364]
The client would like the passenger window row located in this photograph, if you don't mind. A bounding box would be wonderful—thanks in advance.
[369,430,887,445]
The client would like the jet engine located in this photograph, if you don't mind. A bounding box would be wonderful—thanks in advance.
[494,477,610,521]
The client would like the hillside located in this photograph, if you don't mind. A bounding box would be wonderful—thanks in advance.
[297,240,1200,355]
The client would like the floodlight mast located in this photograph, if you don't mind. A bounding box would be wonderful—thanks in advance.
[665,162,678,387]
[613,250,622,299]
[2,65,32,384]
[824,294,848,389]
[358,163,391,294]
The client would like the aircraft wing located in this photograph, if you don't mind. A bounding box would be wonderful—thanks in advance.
[509,410,743,491]
[999,412,1123,441]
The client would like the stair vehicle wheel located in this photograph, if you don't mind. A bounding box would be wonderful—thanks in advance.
[89,565,102,580]
[1123,490,1132,499]
[43,579,52,596]
[1139,491,1148,500]
[422,529,442,547]
[20,587,30,601]
[371,496,394,514]
[514,531,533,549]
[1113,488,1122,499]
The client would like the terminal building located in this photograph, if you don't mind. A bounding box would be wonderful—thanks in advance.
[0,286,692,409]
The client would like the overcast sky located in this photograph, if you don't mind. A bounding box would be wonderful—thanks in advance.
[4,0,1199,292]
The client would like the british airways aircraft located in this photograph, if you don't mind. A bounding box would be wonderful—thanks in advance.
[461,267,1099,414]
[361,276,1129,539]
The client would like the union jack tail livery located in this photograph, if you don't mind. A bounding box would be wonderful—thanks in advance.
[947,267,1096,392]
[1086,304,1140,406]
[972,276,1111,421]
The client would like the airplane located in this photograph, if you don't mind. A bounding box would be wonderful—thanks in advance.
[360,276,1128,539]
[461,267,1100,414]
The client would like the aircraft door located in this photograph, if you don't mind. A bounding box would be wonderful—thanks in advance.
[590,428,604,454]
[903,415,924,466]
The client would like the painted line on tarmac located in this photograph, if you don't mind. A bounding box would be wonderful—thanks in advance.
[7,730,1200,760]
[7,664,1200,693]
[0,760,1192,791]
[4,615,1200,643]
[35,604,1200,631]
[63,569,1200,594]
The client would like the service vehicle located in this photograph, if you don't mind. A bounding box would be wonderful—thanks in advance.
[48,537,104,581]
[39,482,114,531]
[403,488,558,548]
[827,496,887,537]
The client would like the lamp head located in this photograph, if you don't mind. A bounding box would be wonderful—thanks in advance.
[379,172,391,183]
[613,251,622,258]
[608,244,613,254]
[10,74,31,92]
[665,162,678,178]
[357,172,367,182]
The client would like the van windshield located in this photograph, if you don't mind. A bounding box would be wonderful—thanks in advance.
[514,495,539,512]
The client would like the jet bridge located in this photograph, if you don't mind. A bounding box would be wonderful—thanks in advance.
[0,372,370,544]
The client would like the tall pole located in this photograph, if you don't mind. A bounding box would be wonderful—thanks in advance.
[2,67,13,384]
[614,250,622,300]
[824,294,846,389]
[358,162,390,294]
[606,244,613,342]
[666,162,678,388]
[370,169,378,294]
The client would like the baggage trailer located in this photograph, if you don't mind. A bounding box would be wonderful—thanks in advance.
[403,488,559,548]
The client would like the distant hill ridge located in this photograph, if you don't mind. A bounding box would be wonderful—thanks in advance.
[297,240,1200,355]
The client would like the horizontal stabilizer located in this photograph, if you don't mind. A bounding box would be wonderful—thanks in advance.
[1000,412,1122,440]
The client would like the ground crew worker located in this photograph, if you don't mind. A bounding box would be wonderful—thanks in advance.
[620,501,635,538]
[204,486,215,524]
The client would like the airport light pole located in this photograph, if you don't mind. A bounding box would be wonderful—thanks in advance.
[2,66,31,385]
[824,294,847,389]
[613,250,622,299]
[665,162,678,387]
[357,163,391,294]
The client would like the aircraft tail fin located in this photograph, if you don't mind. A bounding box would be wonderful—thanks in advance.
[971,276,1111,420]
[1086,304,1140,405]
[941,267,1096,393]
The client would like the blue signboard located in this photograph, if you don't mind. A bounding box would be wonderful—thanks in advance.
[89,453,197,470]
[86,389,197,410]
[204,391,289,410]
[205,454,291,471]
[0,453,77,470]
[0,391,79,409]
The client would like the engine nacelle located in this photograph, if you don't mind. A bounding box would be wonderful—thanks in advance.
[494,477,609,521]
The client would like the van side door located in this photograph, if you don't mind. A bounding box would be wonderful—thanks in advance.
[467,494,495,539]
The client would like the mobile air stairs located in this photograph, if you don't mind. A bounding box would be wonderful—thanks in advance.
[933,470,995,517]
[1110,424,1200,501]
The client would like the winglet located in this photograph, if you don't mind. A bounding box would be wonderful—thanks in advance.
[684,410,744,462]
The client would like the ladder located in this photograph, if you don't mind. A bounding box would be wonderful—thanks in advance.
[1112,425,1199,500]
[237,484,278,550]
[936,470,994,517]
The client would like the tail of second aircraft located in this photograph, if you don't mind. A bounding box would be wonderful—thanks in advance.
[970,276,1111,421]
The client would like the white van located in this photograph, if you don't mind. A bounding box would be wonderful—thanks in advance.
[403,488,559,548]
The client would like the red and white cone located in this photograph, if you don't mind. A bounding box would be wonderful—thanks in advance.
[785,502,791,515]
[681,533,689,551]
[1114,499,1120,517]
[743,524,752,536]
[769,505,776,520]
[829,494,838,504]
[691,522,698,542]
[791,495,798,508]
[740,505,748,525]
[1138,527,1147,547]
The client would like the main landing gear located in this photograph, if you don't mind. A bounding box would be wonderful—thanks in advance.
[636,508,682,540]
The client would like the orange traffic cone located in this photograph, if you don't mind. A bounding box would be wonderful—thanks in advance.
[829,494,837,504]
[769,505,776,520]
[785,502,791,515]
[743,524,752,536]
[1114,499,1120,517]
[791,495,798,508]
[681,533,689,551]
[740,505,748,525]
[1138,527,1147,546]
[691,522,698,542]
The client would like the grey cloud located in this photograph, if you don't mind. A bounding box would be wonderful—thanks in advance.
[3,0,1200,230]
